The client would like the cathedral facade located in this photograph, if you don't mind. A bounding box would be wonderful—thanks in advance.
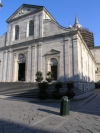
[0,4,99,91]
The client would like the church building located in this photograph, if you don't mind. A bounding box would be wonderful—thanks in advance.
[0,4,100,91]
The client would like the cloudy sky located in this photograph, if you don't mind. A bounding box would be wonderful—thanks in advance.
[0,0,100,46]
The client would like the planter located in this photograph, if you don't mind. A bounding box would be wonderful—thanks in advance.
[38,93,48,100]
[46,78,52,82]
[36,79,43,83]
[52,91,62,99]
[38,82,48,100]
[66,91,75,99]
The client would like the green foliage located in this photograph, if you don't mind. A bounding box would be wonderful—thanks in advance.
[35,71,43,83]
[36,71,42,76]
[46,71,54,82]
[47,71,53,76]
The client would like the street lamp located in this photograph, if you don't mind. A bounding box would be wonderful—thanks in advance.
[0,0,3,8]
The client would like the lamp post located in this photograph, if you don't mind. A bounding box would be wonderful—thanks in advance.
[0,0,3,8]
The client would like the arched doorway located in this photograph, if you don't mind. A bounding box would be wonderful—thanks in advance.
[18,54,26,81]
[50,58,58,80]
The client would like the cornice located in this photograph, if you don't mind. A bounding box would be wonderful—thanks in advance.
[89,46,100,49]
[0,30,78,51]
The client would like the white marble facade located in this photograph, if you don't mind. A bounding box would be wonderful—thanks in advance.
[0,4,98,91]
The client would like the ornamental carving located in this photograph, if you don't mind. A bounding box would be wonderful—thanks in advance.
[18,54,26,61]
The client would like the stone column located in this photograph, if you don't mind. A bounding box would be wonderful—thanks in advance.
[39,13,43,38]
[26,46,32,82]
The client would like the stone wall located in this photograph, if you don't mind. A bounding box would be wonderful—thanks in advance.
[77,34,96,82]
[43,19,68,37]
[90,47,100,82]
[0,33,7,48]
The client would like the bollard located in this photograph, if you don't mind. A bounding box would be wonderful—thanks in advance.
[60,96,70,116]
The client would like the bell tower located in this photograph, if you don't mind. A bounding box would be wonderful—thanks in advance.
[73,15,82,29]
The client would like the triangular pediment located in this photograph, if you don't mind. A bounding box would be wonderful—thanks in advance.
[45,49,60,55]
[6,4,43,23]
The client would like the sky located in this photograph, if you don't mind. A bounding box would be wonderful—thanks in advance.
[0,0,100,46]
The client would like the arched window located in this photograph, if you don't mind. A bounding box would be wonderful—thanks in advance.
[29,20,34,36]
[15,25,19,40]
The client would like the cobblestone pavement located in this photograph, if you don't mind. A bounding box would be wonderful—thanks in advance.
[0,90,100,133]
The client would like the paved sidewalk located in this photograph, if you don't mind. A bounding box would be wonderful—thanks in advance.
[0,89,99,133]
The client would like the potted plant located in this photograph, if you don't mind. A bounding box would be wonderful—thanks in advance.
[66,82,75,99]
[46,71,54,82]
[38,81,48,100]
[35,71,43,83]
[52,81,63,99]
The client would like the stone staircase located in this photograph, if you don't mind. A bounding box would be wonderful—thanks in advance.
[0,82,38,98]
[0,82,85,98]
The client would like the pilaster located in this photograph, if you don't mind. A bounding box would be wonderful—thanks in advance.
[31,45,35,82]
[39,13,43,38]
[37,42,42,71]
[72,37,79,81]
[34,16,38,39]
[64,38,69,79]
[7,50,10,81]
[26,46,32,82]
[13,53,17,81]
[3,50,7,82]
[69,40,73,79]
[23,52,27,81]
[9,49,13,82]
